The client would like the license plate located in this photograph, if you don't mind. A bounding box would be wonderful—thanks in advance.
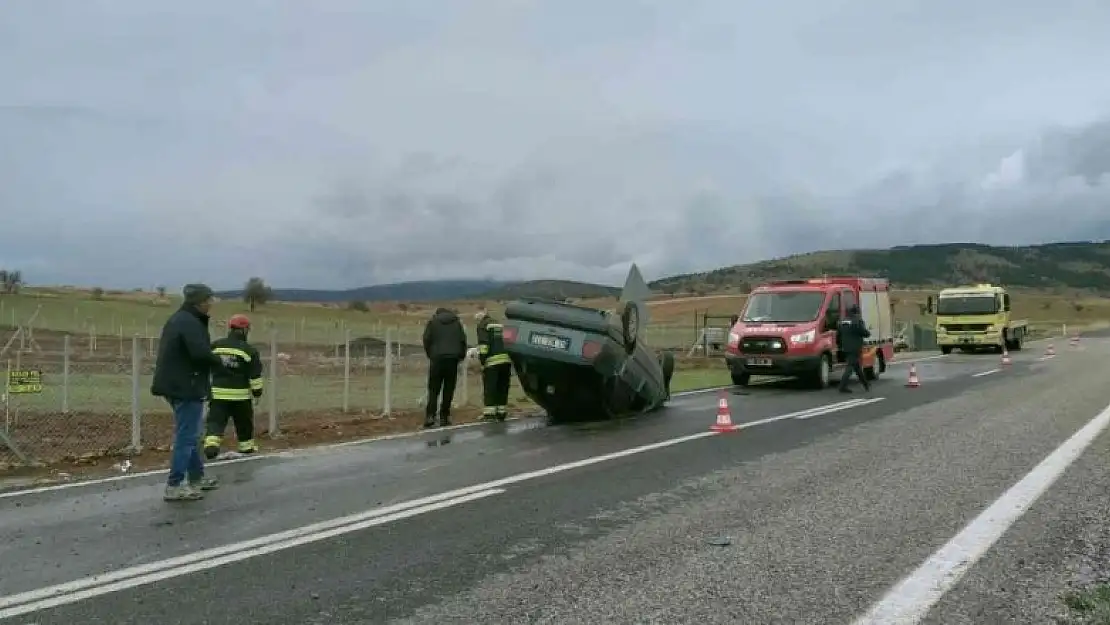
[530,332,570,351]
[746,357,773,366]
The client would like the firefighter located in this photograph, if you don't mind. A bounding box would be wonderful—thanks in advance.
[203,314,264,459]
[475,310,512,421]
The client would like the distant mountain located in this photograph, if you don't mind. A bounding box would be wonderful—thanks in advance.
[477,280,620,301]
[216,279,506,303]
[650,241,1110,293]
[215,278,619,303]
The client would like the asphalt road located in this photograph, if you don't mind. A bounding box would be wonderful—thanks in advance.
[1,335,1107,624]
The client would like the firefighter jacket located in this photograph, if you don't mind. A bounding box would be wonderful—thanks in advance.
[475,315,511,368]
[210,330,264,401]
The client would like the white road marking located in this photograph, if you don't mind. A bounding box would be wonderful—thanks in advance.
[851,399,1110,625]
[793,397,884,419]
[972,369,1000,378]
[0,398,890,615]
[0,488,506,619]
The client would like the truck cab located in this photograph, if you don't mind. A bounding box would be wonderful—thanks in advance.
[930,284,1027,354]
[725,277,895,390]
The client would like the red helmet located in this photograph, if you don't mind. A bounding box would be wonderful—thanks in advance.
[228,314,251,330]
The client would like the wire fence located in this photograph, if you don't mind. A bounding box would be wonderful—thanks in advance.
[0,330,505,468]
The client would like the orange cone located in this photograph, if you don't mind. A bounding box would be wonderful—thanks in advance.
[905,363,920,388]
[711,391,739,432]
[1045,342,1056,357]
[1001,349,1012,366]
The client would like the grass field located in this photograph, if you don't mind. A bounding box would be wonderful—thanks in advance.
[3,286,1106,347]
[0,284,1106,474]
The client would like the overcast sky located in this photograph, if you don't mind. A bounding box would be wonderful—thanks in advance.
[4,0,1110,290]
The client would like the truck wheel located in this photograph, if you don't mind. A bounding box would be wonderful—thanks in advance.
[1013,331,1024,351]
[731,371,750,386]
[940,346,953,355]
[810,355,832,389]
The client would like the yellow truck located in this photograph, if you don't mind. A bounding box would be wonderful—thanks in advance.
[928,284,1028,354]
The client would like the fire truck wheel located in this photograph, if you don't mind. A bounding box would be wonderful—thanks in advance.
[811,355,832,389]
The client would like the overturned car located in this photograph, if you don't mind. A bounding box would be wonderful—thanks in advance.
[501,267,674,423]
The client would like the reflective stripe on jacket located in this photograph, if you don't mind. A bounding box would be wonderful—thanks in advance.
[210,333,263,401]
[476,317,511,367]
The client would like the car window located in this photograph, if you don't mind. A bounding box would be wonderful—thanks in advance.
[825,292,840,325]
[842,289,857,314]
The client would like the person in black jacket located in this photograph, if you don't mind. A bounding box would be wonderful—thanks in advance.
[203,314,264,460]
[836,304,871,393]
[151,284,225,501]
[422,307,468,428]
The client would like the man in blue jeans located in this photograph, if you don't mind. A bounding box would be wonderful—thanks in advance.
[151,284,225,501]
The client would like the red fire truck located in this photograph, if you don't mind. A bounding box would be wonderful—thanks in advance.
[725,277,895,389]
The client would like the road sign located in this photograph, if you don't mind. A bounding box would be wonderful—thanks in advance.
[7,369,43,394]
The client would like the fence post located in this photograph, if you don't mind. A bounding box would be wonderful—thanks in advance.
[383,328,393,416]
[129,335,142,453]
[342,327,351,412]
[268,330,278,437]
[62,334,70,414]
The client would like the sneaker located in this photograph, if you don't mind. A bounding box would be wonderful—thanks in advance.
[190,476,220,491]
[164,484,204,501]
[423,417,437,429]
[439,416,452,427]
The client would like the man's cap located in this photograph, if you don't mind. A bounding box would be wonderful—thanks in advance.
[183,283,214,305]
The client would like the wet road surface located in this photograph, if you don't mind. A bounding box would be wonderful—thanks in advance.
[1,334,1105,624]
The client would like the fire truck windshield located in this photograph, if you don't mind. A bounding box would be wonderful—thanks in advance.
[937,295,998,315]
[742,291,825,323]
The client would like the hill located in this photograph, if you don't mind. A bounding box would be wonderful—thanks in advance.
[216,279,506,303]
[650,241,1110,293]
[476,280,620,301]
[216,279,619,303]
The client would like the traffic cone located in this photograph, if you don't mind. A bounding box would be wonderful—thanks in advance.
[1001,349,1012,366]
[711,391,738,432]
[1070,333,1080,347]
[1045,342,1056,357]
[905,363,920,388]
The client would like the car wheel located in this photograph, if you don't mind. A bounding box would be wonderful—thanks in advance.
[620,301,639,353]
[731,371,750,386]
[812,355,831,389]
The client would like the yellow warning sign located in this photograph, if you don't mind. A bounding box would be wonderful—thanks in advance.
[7,369,43,394]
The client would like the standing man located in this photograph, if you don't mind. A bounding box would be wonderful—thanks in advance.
[203,314,264,460]
[475,310,512,421]
[836,304,872,393]
[151,284,224,501]
[421,307,468,428]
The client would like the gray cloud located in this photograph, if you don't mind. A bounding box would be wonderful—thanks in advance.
[3,0,1110,290]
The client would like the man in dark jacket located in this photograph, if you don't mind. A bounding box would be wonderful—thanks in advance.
[422,307,468,428]
[151,284,225,501]
[836,304,871,393]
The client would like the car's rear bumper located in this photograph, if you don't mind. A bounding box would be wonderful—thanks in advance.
[725,353,823,376]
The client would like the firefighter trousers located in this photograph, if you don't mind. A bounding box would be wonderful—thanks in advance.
[481,363,512,420]
[204,399,257,458]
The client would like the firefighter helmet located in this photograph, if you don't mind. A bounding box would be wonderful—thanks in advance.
[228,314,251,330]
